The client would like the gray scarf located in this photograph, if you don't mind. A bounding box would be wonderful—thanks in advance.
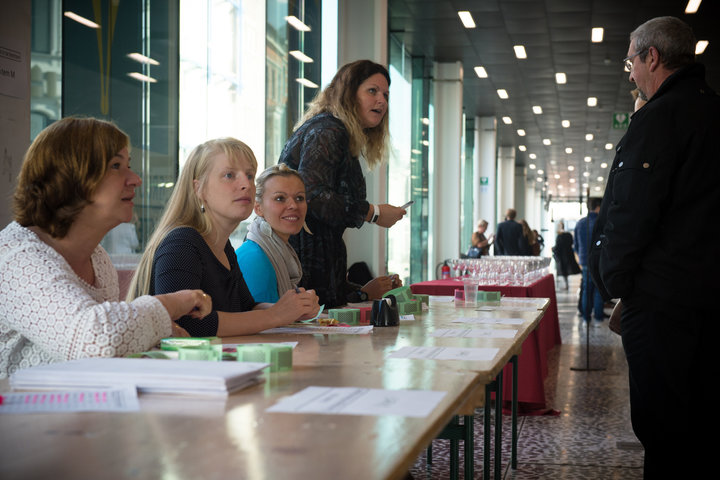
[246,216,302,296]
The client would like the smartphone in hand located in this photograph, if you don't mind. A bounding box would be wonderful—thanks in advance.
[400,200,414,209]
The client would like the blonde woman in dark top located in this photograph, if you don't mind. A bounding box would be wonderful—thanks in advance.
[128,138,319,337]
[279,60,405,308]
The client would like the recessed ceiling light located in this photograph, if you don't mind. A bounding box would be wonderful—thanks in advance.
[555,73,567,84]
[605,143,613,150]
[591,27,604,43]
[565,147,573,154]
[502,116,512,124]
[569,178,576,183]
[587,97,598,107]
[296,78,319,88]
[458,11,476,28]
[567,165,574,171]
[537,177,543,182]
[597,176,604,182]
[543,138,551,145]
[583,171,590,177]
[685,0,702,14]
[519,145,527,151]
[601,162,608,168]
[285,15,311,32]
[64,11,100,28]
[554,174,560,179]
[696,40,709,55]
[586,133,594,141]
[517,128,526,136]
[529,153,536,159]
[533,106,543,114]
[561,120,570,128]
[497,89,509,99]
[474,66,488,78]
[584,156,592,163]
[127,53,160,65]
[528,163,536,169]
[289,50,314,63]
[538,169,544,175]
[513,45,527,59]
[594,186,602,191]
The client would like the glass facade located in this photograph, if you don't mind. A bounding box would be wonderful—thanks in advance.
[26,0,473,283]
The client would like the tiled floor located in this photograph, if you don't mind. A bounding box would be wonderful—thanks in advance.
[408,275,644,479]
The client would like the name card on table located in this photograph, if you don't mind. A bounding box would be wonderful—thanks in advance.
[267,386,446,417]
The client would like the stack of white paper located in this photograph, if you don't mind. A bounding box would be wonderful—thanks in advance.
[10,358,269,397]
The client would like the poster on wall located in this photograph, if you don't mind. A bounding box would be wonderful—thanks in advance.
[0,40,27,100]
[0,2,31,229]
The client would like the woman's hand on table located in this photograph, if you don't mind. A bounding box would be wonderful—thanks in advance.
[274,287,320,323]
[155,289,212,321]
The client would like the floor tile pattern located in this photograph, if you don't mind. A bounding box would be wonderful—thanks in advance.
[408,276,644,479]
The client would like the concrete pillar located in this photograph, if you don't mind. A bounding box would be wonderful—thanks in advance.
[337,0,389,277]
[430,61,463,269]
[474,116,497,237]
[496,146,516,225]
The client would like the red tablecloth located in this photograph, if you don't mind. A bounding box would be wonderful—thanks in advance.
[410,274,561,413]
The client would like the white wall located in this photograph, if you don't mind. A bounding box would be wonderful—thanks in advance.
[0,1,31,228]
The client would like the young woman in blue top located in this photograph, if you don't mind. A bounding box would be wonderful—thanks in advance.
[236,164,308,303]
[128,138,319,337]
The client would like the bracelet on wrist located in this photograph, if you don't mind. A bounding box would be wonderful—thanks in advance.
[371,204,380,223]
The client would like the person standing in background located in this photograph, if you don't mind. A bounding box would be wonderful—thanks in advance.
[278,60,405,308]
[552,221,580,290]
[467,219,493,257]
[574,197,604,325]
[494,208,527,255]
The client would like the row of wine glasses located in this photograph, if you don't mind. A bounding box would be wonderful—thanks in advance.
[447,256,551,286]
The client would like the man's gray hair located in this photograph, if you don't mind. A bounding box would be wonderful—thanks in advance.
[631,16,696,70]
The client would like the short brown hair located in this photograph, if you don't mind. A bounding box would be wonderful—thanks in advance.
[13,116,129,238]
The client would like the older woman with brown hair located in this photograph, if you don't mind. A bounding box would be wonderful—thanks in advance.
[279,60,406,308]
[0,117,211,378]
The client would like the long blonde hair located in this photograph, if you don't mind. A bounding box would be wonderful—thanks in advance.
[296,59,390,168]
[127,138,257,300]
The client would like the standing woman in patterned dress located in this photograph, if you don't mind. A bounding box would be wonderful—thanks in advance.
[278,60,406,308]
[0,117,212,378]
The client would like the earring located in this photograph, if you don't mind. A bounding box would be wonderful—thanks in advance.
[200,204,205,213]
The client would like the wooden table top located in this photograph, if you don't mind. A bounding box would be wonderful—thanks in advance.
[0,296,548,480]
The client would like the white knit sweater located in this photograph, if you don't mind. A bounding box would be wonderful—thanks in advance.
[0,222,171,378]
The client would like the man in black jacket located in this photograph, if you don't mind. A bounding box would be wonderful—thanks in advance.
[493,208,527,255]
[589,16,720,478]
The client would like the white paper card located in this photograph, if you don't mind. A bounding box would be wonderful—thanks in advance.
[431,328,517,339]
[261,325,373,335]
[267,386,446,417]
[388,346,499,362]
[0,387,139,413]
[476,306,538,312]
[453,317,524,325]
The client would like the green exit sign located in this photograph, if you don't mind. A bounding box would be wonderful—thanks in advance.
[480,176,489,185]
[612,112,630,129]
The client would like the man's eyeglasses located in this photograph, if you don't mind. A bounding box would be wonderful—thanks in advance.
[623,49,648,71]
